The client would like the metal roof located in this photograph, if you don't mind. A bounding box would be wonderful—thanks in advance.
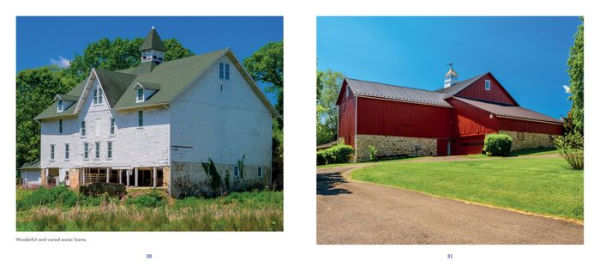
[453,97,563,124]
[344,78,453,108]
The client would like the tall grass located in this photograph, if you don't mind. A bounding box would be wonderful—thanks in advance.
[16,189,282,231]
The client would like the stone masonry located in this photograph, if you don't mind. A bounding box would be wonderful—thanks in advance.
[499,130,559,151]
[355,134,437,162]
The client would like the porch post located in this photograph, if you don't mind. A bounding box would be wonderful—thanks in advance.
[106,168,110,183]
[153,167,157,188]
[118,170,122,184]
[134,167,138,187]
[126,169,130,187]
[82,167,86,185]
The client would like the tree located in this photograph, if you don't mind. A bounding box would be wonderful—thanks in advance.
[243,41,284,190]
[243,41,283,117]
[567,17,584,134]
[65,38,193,82]
[316,70,345,145]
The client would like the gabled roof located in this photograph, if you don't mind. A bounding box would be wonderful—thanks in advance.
[35,48,279,120]
[453,97,562,124]
[20,160,40,170]
[436,73,486,97]
[139,28,166,52]
[35,80,86,120]
[54,94,79,102]
[343,78,453,108]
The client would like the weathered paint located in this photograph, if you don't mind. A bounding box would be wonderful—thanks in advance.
[356,97,453,139]
[455,73,518,105]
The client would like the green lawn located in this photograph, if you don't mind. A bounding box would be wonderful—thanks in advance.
[16,188,283,231]
[351,155,583,220]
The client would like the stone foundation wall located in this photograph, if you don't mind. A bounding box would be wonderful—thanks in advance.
[499,130,558,151]
[163,166,171,194]
[68,168,80,189]
[40,169,46,186]
[170,162,270,198]
[355,135,437,162]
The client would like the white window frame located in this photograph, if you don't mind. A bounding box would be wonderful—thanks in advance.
[50,144,55,160]
[485,79,491,91]
[107,141,113,159]
[95,142,100,159]
[65,143,69,160]
[94,86,103,104]
[57,100,63,112]
[233,166,239,177]
[136,87,145,103]
[257,166,263,178]
[81,120,86,136]
[110,118,115,135]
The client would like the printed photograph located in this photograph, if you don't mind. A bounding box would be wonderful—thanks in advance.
[16,16,283,231]
[316,17,583,244]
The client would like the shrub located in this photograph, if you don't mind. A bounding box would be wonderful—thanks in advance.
[316,151,326,165]
[319,144,354,164]
[79,182,126,198]
[126,190,165,208]
[368,145,378,161]
[483,134,512,156]
[17,186,78,210]
[172,177,203,199]
[555,131,584,170]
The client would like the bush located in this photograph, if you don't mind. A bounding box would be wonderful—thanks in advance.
[17,186,78,211]
[555,131,584,170]
[368,145,378,161]
[79,182,126,198]
[483,134,512,156]
[126,190,165,208]
[316,151,326,165]
[172,177,203,199]
[318,144,354,164]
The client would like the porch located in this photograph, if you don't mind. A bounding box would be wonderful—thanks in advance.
[76,166,168,189]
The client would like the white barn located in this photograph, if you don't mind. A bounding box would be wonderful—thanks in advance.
[20,161,41,188]
[34,28,277,196]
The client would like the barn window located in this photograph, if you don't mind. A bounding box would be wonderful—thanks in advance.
[138,111,144,127]
[50,144,55,160]
[57,100,63,112]
[485,79,491,91]
[219,63,224,79]
[81,120,86,136]
[110,118,115,135]
[65,144,69,160]
[137,87,144,103]
[234,166,239,177]
[83,143,89,159]
[225,63,230,80]
[257,167,263,178]
[59,119,63,133]
[95,142,100,159]
[107,141,113,159]
[94,86,103,104]
[549,135,554,142]
[517,132,524,140]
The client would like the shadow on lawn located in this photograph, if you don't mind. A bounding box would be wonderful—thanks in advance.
[317,172,352,196]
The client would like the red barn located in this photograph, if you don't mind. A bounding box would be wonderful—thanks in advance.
[336,67,563,161]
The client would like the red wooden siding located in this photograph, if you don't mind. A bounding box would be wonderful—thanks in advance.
[447,98,497,137]
[497,117,563,135]
[456,135,486,155]
[456,73,517,105]
[337,88,356,148]
[356,97,453,138]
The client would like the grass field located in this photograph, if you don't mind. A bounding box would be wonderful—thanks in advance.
[16,188,283,231]
[351,153,583,221]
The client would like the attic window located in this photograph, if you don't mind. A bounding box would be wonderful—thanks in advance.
[137,87,144,103]
[346,86,349,97]
[219,63,230,80]
[57,100,64,112]
[485,79,491,91]
[94,86,103,104]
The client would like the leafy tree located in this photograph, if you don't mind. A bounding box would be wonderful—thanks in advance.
[65,38,193,82]
[567,17,584,134]
[316,70,345,145]
[243,41,283,117]
[243,41,283,190]
[16,67,75,177]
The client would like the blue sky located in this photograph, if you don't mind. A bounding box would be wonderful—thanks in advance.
[17,16,283,104]
[317,16,581,119]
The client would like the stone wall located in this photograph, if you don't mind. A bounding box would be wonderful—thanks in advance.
[68,168,80,189]
[355,135,437,162]
[499,130,558,151]
[170,162,270,198]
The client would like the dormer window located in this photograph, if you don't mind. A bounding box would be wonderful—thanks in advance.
[93,86,103,104]
[485,79,491,91]
[57,100,63,112]
[137,87,144,103]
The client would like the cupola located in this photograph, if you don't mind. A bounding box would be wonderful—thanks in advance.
[444,63,459,88]
[139,26,166,64]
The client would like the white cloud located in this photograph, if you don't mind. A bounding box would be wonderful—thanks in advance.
[49,56,71,68]
[563,85,571,93]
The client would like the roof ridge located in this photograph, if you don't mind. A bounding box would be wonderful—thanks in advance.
[435,73,486,92]
[345,77,443,95]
